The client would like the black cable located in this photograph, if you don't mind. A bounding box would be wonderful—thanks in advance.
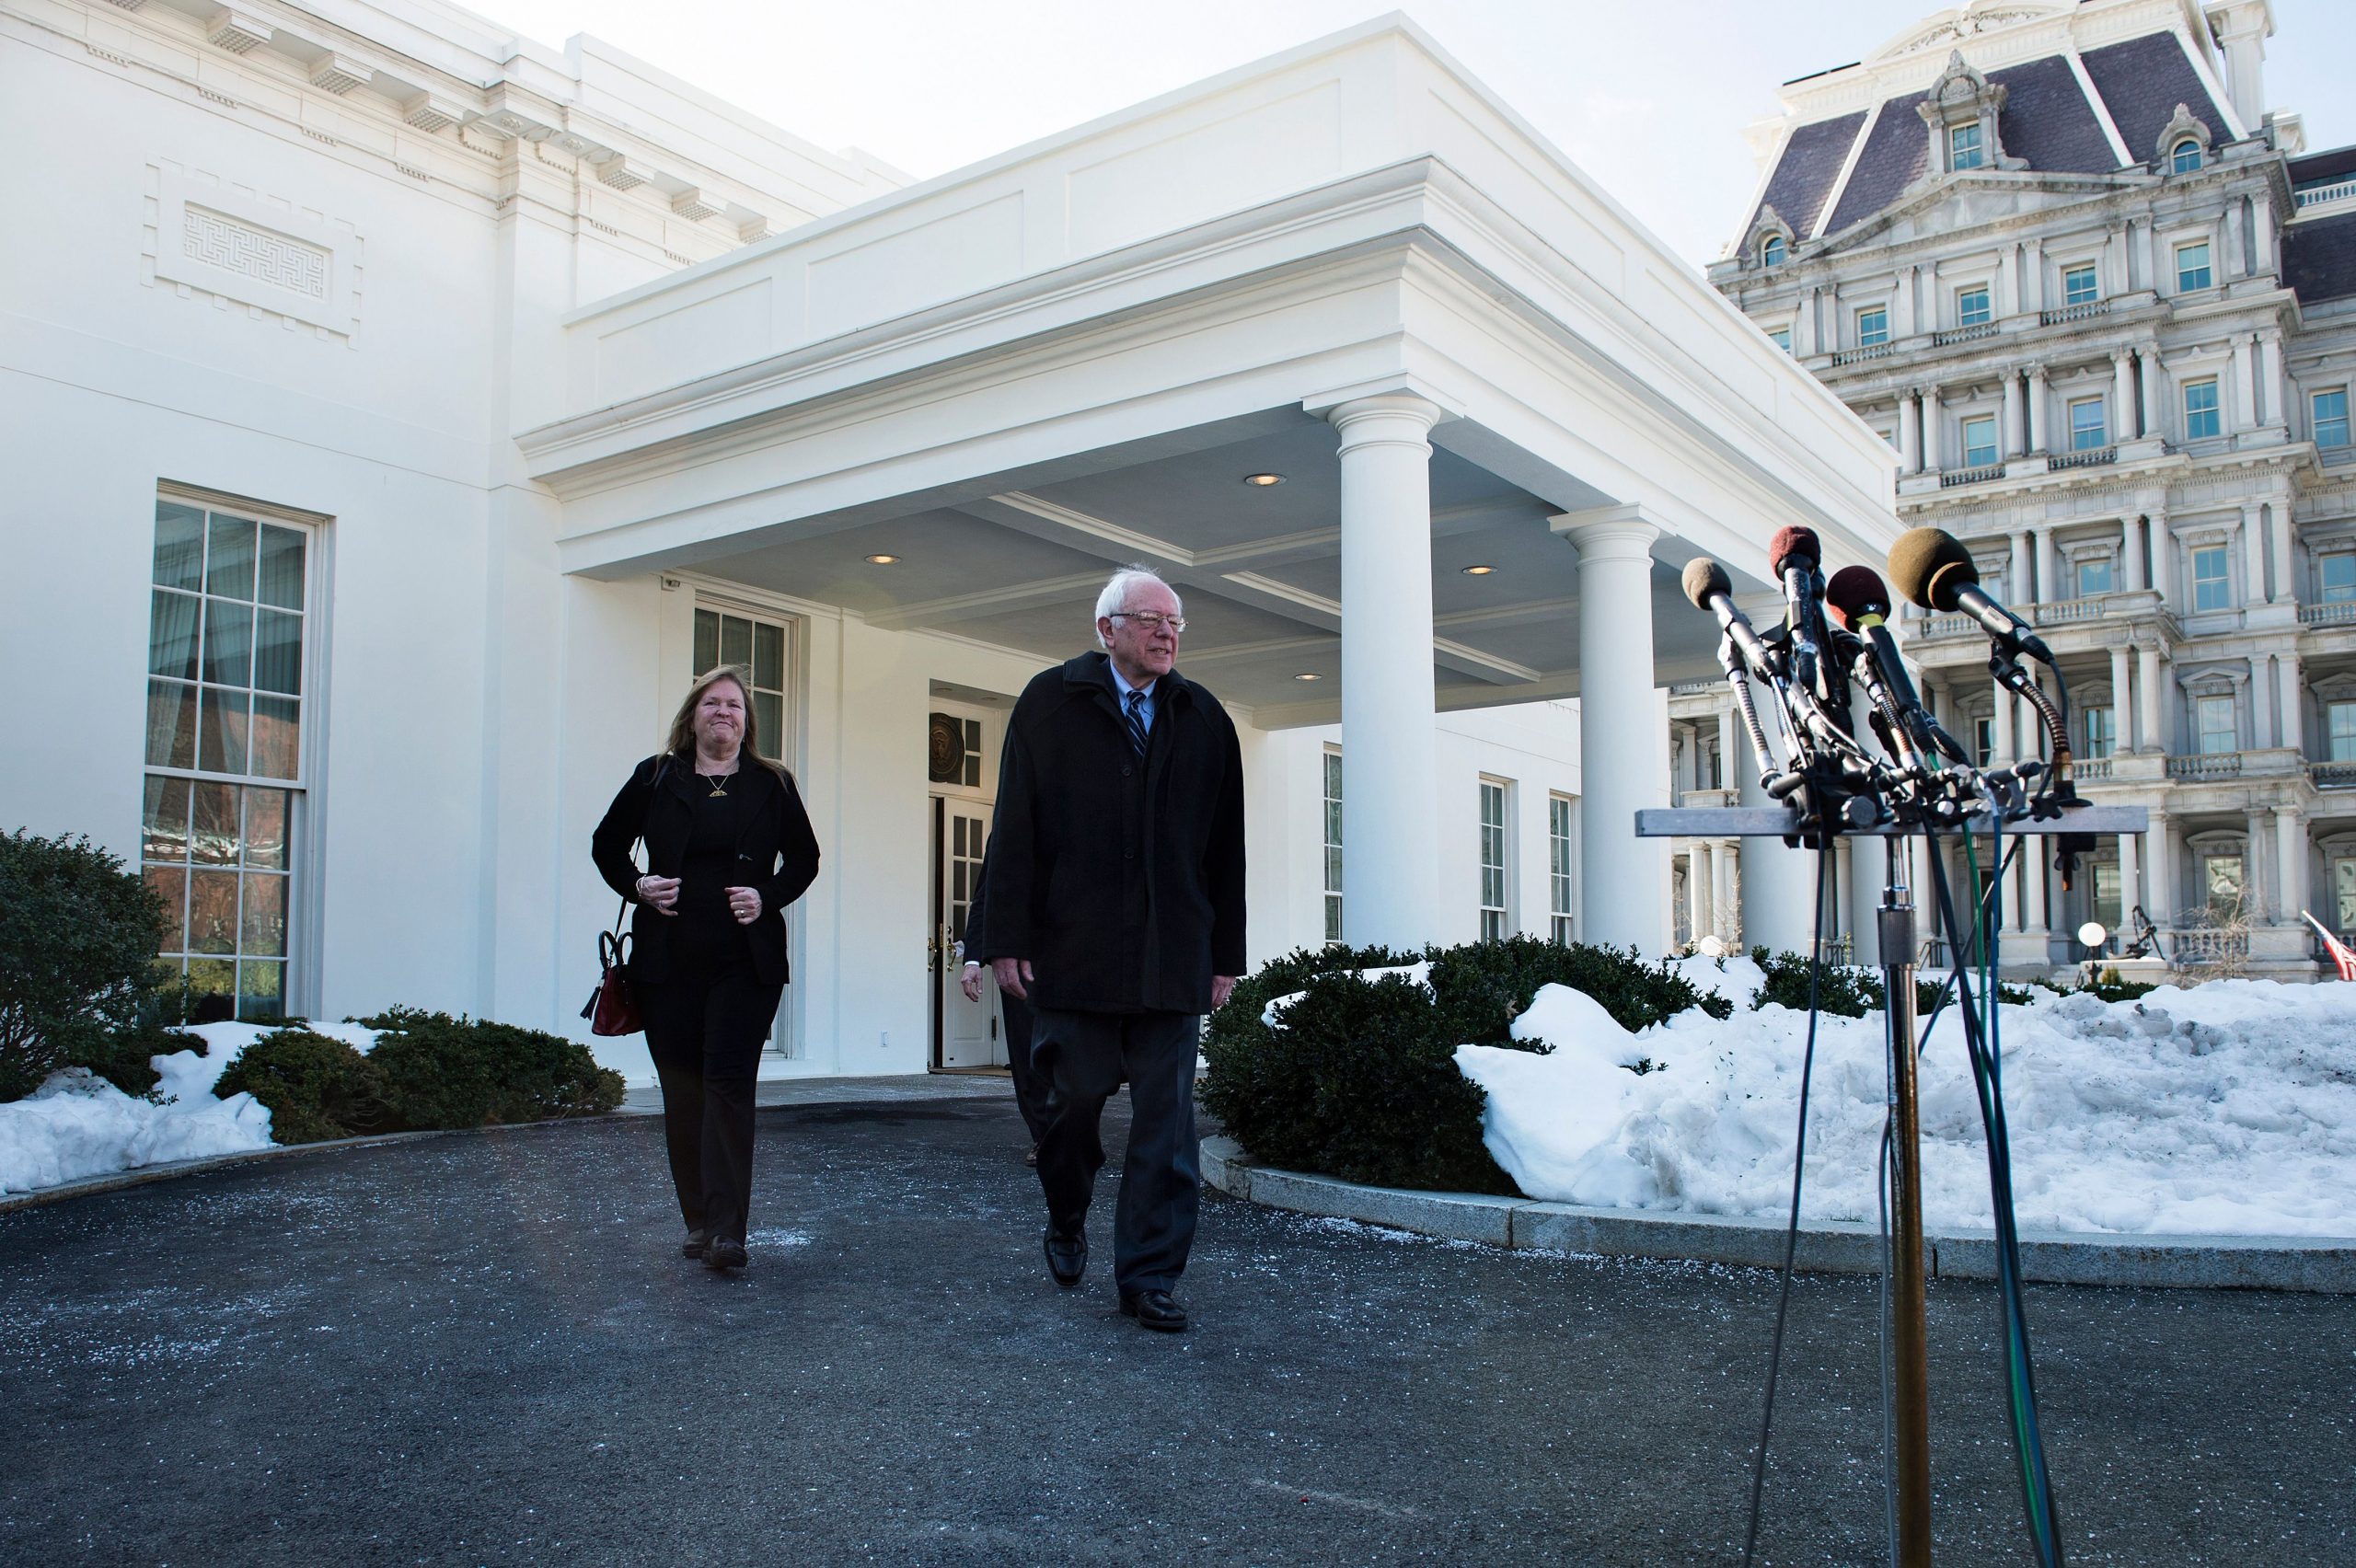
[1877,1114,1899,1568]
[1740,845,1831,1568]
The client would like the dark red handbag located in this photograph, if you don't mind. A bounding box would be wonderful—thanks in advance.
[583,902,641,1036]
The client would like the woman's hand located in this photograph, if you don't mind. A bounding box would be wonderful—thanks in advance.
[635,874,681,915]
[726,885,762,925]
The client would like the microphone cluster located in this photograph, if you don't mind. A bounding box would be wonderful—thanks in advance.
[1680,524,2075,846]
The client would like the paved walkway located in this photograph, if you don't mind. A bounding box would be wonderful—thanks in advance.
[2,1091,2349,1565]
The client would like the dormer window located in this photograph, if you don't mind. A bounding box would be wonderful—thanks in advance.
[1761,234,1787,267]
[1949,123,1984,171]
[1917,52,2023,178]
[2171,138,2203,174]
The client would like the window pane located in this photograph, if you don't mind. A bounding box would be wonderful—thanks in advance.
[205,514,257,600]
[202,598,253,686]
[2185,380,2220,439]
[2327,703,2356,762]
[2337,858,2356,929]
[2177,243,2211,290]
[2323,555,2356,603]
[245,789,290,870]
[2172,141,2201,173]
[250,696,300,779]
[145,864,190,950]
[1958,287,1990,326]
[754,692,782,757]
[754,621,784,690]
[256,525,305,610]
[719,614,752,671]
[2064,267,2096,305]
[2075,559,2112,595]
[252,608,302,695]
[240,873,287,958]
[146,680,197,769]
[144,776,191,863]
[199,686,250,774]
[237,960,285,1021]
[188,870,240,953]
[693,608,719,675]
[191,782,241,865]
[155,502,206,590]
[2071,400,2107,449]
[186,957,235,998]
[2206,856,2243,915]
[149,590,200,679]
[2316,389,2350,449]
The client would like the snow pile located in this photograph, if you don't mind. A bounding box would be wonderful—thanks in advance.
[0,1020,380,1197]
[1457,978,2356,1238]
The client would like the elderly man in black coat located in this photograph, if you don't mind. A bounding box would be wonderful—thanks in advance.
[980,567,1246,1333]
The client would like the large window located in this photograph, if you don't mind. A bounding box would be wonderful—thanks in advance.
[2069,397,2108,451]
[2192,545,2232,611]
[1957,285,1992,327]
[1961,414,1998,468]
[2093,862,2123,933]
[144,497,309,1019]
[1948,122,1983,171]
[2329,700,2356,763]
[2062,264,2099,306]
[2322,552,2356,605]
[692,606,789,761]
[1855,306,1888,348]
[1548,795,1574,945]
[2316,388,2350,450]
[2075,557,2114,597]
[1322,747,1344,944]
[2184,378,2222,440]
[2203,852,2245,919]
[2085,705,2116,759]
[1767,326,1792,353]
[2176,239,2212,293]
[1973,714,1996,767]
[1478,779,1511,941]
[2195,693,2237,755]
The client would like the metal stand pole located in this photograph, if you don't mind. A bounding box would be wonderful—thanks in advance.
[1879,836,1933,1567]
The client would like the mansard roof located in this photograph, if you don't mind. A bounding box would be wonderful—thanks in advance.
[1745,25,2228,247]
[2283,211,2356,306]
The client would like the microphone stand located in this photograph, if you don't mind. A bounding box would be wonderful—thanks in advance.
[1878,832,1932,1567]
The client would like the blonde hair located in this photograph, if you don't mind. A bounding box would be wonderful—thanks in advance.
[664,665,787,778]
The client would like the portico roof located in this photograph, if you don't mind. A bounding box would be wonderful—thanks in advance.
[516,14,1900,722]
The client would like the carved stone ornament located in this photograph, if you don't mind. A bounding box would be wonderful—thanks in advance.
[1916,51,2027,172]
[2154,103,2215,166]
[1882,4,2060,60]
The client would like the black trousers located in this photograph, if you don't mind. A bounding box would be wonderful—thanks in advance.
[636,937,782,1244]
[1000,990,1051,1145]
[1031,1007,1200,1295]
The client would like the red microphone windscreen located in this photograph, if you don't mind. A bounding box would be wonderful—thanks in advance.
[1768,525,1820,577]
[1824,564,1891,630]
[1888,526,1978,612]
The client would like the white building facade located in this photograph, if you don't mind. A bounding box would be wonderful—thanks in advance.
[1710,0,2356,977]
[1,0,1898,1082]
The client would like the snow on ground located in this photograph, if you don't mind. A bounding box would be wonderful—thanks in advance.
[0,1020,379,1197]
[1458,977,2356,1238]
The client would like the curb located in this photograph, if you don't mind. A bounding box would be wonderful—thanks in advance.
[1200,1136,2356,1294]
[0,1125,474,1215]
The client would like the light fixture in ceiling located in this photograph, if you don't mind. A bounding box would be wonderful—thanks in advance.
[1292,672,1322,682]
[1242,472,1286,487]
[1461,564,1496,575]
[864,553,900,564]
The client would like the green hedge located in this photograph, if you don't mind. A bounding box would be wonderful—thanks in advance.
[352,1008,626,1129]
[1202,936,1728,1195]
[0,831,169,1100]
[217,1029,387,1144]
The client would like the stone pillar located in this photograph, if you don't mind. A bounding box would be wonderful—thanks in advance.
[2036,529,2059,604]
[2254,194,2278,274]
[1899,390,1921,473]
[1713,839,1738,944]
[2139,643,2165,754]
[1565,512,1667,953]
[1922,386,1943,470]
[2258,332,2284,427]
[2009,530,2032,603]
[2246,810,2270,922]
[2139,348,2164,439]
[1796,288,1819,357]
[2232,335,2259,430]
[2153,507,2177,605]
[2125,514,2150,592]
[2251,655,2275,749]
[2026,364,2050,452]
[2110,643,2135,753]
[2119,831,2142,935]
[2225,202,2248,281]
[2001,375,2023,459]
[2241,504,2267,605]
[1692,841,1715,944]
[2149,812,2177,927]
[1992,669,2018,765]
[1894,264,1918,339]
[2275,804,2305,927]
[2112,350,2137,443]
[2280,651,2304,755]
[2024,237,2047,313]
[1330,393,1445,950]
[2269,501,2295,604]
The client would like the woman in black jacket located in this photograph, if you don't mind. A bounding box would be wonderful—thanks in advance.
[593,666,820,1272]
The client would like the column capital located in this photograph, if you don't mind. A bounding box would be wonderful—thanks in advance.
[2025,362,2048,383]
[2273,801,2301,822]
[1549,504,1660,561]
[1306,381,1450,432]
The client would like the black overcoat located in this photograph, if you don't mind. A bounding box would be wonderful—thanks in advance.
[591,754,821,987]
[977,651,1245,1014]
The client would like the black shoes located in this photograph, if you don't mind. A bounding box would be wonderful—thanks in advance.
[1043,1227,1087,1288]
[1119,1289,1187,1333]
[681,1229,710,1260]
[704,1236,747,1272]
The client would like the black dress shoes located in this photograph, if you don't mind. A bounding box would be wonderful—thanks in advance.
[1043,1228,1087,1288]
[1119,1289,1187,1332]
[681,1229,710,1260]
[704,1236,748,1272]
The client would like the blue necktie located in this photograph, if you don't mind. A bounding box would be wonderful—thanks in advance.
[1124,689,1149,757]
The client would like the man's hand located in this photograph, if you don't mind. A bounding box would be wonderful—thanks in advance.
[959,963,987,1003]
[992,957,1034,1000]
[1211,974,1236,1009]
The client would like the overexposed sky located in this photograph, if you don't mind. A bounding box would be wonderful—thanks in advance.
[483,0,2355,270]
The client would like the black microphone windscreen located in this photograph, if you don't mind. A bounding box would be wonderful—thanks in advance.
[1768,525,1820,577]
[1681,557,1732,611]
[1823,564,1891,630]
[1888,526,1978,612]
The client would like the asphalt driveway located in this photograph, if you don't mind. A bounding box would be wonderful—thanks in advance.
[1,1092,2349,1565]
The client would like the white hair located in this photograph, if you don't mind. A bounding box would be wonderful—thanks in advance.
[1093,567,1182,650]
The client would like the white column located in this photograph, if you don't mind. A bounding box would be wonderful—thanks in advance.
[2024,237,2047,313]
[2269,501,2294,604]
[2232,335,2258,431]
[2245,810,2269,921]
[2026,364,2050,452]
[2241,504,2267,605]
[2276,804,2305,928]
[2110,643,2135,753]
[1565,513,1667,954]
[2149,812,2177,927]
[2036,528,2059,605]
[2225,202,2248,280]
[2153,507,2177,605]
[1922,386,1943,470]
[1330,393,1445,950]
[2002,375,2024,459]
[2118,832,2141,936]
[2139,348,2164,439]
[2112,349,2136,444]
[2139,643,2165,753]
[2258,332,2284,427]
[1992,669,2017,764]
[1899,390,1921,473]
[2009,530,2032,602]
[2280,651,2304,754]
[2251,656,2274,748]
[1692,842,1715,943]
[1713,839,1738,944]
[2125,514,2150,592]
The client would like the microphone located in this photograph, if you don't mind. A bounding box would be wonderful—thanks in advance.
[1769,525,1827,696]
[1887,526,2054,663]
[1681,557,1775,681]
[1826,564,1943,765]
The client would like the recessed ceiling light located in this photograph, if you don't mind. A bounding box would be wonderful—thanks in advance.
[1292,672,1322,682]
[1242,472,1286,487]
[864,553,900,564]
[1461,564,1496,575]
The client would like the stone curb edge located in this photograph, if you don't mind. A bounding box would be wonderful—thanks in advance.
[1199,1136,2356,1294]
[0,1125,479,1215]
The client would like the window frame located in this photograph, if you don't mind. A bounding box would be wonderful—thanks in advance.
[2084,703,2116,759]
[2327,699,2356,763]
[2074,555,2115,598]
[2175,238,2213,293]
[2068,396,2108,451]
[2171,139,2203,174]
[2183,377,2222,440]
[2194,691,2238,755]
[2314,387,2350,450]
[1854,306,1889,348]
[1760,234,1787,268]
[1766,325,1792,353]
[2320,551,2356,605]
[1548,794,1575,946]
[2191,545,2233,612]
[2062,263,2100,306]
[1948,121,1984,172]
[1478,778,1513,941]
[1960,413,1999,468]
[1322,745,1344,946]
[1956,284,1992,327]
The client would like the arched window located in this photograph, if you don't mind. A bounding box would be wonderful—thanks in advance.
[2171,139,2202,174]
[1761,234,1787,268]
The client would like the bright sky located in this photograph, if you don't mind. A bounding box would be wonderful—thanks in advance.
[482,0,2355,271]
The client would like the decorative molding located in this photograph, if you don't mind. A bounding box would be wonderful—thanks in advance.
[147,163,362,339]
[1880,6,2059,61]
[2155,102,2215,167]
[595,156,645,191]
[307,54,371,96]
[204,9,271,53]
[671,189,721,222]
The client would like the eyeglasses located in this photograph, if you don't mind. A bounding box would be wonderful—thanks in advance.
[1111,611,1186,633]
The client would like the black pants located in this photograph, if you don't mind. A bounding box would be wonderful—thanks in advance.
[1000,990,1050,1145]
[1031,1007,1200,1295]
[637,939,782,1244]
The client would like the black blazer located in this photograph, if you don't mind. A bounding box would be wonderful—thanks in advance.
[591,754,821,987]
[977,651,1245,1014]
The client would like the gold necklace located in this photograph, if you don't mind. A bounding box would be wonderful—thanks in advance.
[700,760,735,797]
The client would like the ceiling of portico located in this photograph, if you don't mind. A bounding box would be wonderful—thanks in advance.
[689,410,1740,725]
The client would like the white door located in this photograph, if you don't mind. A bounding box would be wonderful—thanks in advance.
[932,797,1004,1069]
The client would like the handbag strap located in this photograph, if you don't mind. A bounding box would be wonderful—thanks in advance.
[612,754,673,939]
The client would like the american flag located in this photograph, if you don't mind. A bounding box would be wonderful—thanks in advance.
[2304,911,2356,982]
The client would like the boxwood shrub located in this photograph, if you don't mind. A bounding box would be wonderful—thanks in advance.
[216,1029,388,1145]
[1202,935,1729,1196]
[353,1008,626,1129]
[0,830,168,1100]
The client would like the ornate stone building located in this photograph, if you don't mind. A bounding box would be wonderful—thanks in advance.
[1699,0,2356,977]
